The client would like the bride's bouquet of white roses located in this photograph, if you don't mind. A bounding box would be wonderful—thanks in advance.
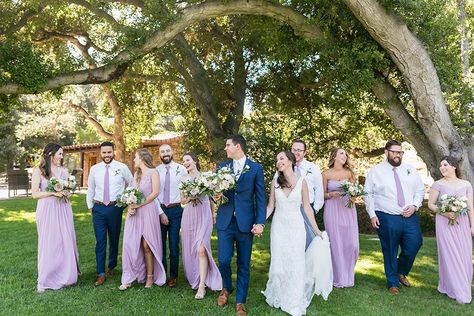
[435,194,468,225]
[116,187,145,207]
[46,176,77,202]
[339,181,366,208]
[179,166,245,207]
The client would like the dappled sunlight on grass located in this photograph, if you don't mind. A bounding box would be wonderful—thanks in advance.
[0,208,36,223]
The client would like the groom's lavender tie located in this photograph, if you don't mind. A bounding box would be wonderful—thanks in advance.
[393,167,405,207]
[163,165,171,206]
[103,164,110,205]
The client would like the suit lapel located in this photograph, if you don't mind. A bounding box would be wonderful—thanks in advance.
[237,159,250,183]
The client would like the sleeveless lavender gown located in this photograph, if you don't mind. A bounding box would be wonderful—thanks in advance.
[323,179,359,288]
[181,196,222,290]
[36,169,80,291]
[121,172,166,286]
[432,182,473,304]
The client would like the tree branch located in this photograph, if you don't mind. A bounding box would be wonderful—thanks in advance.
[1,7,45,37]
[67,101,113,139]
[68,0,123,28]
[0,0,324,94]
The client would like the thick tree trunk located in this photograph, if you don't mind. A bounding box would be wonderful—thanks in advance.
[103,85,126,162]
[342,0,474,182]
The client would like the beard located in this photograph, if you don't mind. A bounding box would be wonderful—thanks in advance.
[160,154,173,164]
[102,155,114,164]
[387,157,402,167]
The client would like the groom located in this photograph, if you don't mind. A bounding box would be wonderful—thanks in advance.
[215,135,266,316]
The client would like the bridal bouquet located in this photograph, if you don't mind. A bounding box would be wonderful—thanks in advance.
[116,187,145,207]
[339,181,366,208]
[46,176,77,202]
[435,194,468,225]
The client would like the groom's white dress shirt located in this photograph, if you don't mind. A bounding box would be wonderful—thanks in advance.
[364,160,424,218]
[233,156,247,180]
[86,160,133,209]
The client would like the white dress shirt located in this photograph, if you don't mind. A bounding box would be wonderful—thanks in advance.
[86,160,133,209]
[296,159,324,212]
[156,161,187,204]
[233,156,247,179]
[364,160,424,218]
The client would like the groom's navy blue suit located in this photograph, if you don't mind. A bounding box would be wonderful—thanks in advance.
[216,158,266,304]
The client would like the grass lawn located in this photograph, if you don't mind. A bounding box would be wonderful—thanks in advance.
[0,195,473,315]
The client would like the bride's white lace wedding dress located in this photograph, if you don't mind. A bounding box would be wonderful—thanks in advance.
[262,177,333,316]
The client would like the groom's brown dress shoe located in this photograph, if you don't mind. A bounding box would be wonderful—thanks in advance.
[235,303,247,316]
[389,287,400,295]
[95,275,106,286]
[217,289,230,307]
[398,274,411,287]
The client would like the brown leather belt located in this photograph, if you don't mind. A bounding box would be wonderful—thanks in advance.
[160,203,181,209]
[94,200,117,206]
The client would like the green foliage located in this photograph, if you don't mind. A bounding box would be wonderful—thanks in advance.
[0,39,54,91]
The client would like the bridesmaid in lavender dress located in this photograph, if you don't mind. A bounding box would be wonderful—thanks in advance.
[32,143,80,293]
[119,148,167,290]
[427,156,474,304]
[180,153,222,299]
[322,148,359,288]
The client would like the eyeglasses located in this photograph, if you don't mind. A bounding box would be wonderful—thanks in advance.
[388,150,404,155]
[291,149,305,153]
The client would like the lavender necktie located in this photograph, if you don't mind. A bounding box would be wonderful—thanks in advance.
[163,165,171,206]
[295,165,301,177]
[393,167,405,207]
[103,164,110,205]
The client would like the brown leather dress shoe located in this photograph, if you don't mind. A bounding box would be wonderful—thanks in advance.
[106,268,114,277]
[398,274,411,287]
[95,275,106,286]
[217,289,230,307]
[167,278,176,288]
[389,287,400,295]
[235,303,247,316]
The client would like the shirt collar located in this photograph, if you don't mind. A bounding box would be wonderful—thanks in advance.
[234,156,247,167]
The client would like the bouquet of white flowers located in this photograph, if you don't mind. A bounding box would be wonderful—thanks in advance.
[116,187,145,207]
[46,176,77,202]
[435,194,468,225]
[339,181,366,208]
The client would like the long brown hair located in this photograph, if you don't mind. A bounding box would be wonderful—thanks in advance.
[39,143,62,179]
[328,148,354,176]
[135,148,155,184]
[276,151,296,188]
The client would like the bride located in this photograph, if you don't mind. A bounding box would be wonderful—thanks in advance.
[262,151,333,316]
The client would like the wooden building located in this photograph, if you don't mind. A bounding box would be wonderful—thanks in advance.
[62,135,182,187]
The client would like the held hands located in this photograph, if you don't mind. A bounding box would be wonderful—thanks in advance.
[401,205,416,218]
[160,213,169,225]
[443,211,456,220]
[213,192,223,202]
[128,204,138,216]
[251,224,264,237]
[371,216,380,229]
[330,191,342,199]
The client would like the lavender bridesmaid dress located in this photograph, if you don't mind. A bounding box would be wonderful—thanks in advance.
[36,169,80,291]
[181,196,222,290]
[121,172,166,286]
[432,182,473,304]
[323,179,359,288]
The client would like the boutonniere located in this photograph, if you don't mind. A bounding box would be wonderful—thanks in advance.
[406,169,411,176]
[306,169,313,176]
[175,166,180,176]
[114,169,121,176]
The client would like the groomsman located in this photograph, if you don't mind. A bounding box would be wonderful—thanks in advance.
[86,141,133,286]
[364,140,424,294]
[156,144,186,287]
[291,140,324,212]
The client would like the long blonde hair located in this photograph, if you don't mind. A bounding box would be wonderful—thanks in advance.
[135,148,155,184]
[328,148,354,176]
